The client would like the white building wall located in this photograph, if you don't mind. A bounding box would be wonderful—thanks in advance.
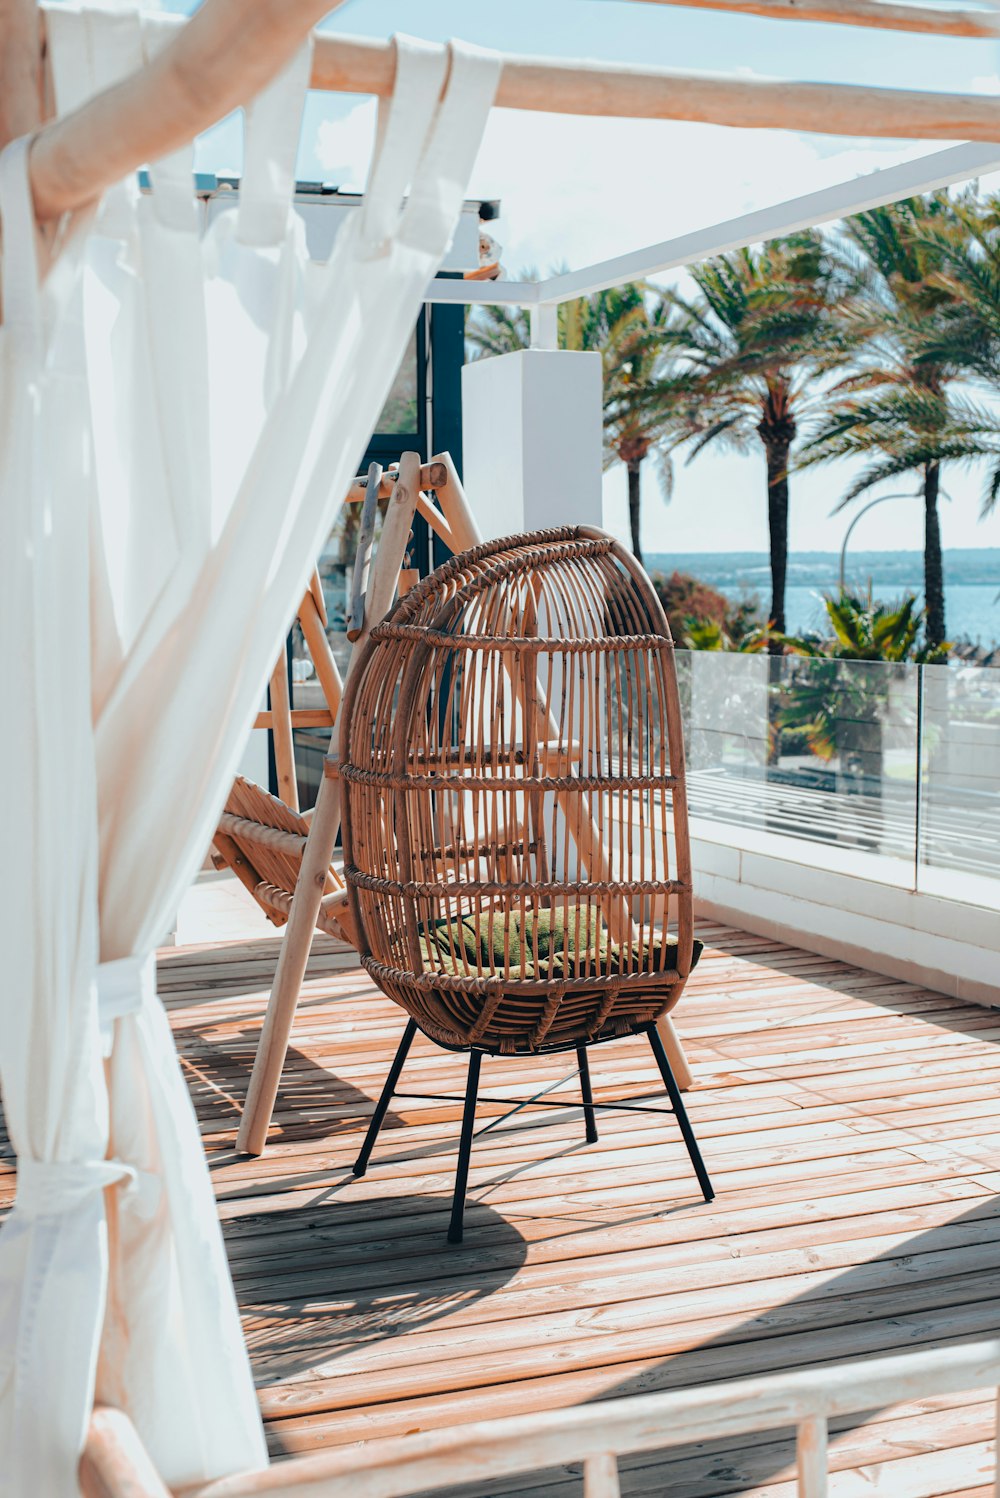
[462,350,603,537]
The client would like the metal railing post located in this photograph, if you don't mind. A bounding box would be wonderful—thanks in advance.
[914,661,925,892]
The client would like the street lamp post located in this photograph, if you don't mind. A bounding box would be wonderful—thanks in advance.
[838,491,920,592]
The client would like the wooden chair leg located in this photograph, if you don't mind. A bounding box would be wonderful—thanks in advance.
[235,766,343,1156]
[268,646,299,812]
[353,1019,417,1177]
[448,1050,482,1245]
[656,1014,693,1091]
[576,1043,598,1144]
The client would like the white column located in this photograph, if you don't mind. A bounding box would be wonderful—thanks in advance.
[461,349,603,539]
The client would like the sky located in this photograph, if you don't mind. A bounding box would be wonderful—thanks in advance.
[161,0,1000,556]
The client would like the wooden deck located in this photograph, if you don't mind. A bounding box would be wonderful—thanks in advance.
[156,919,1000,1496]
[7,918,1000,1494]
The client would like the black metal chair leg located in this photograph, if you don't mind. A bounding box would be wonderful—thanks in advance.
[448,1050,483,1245]
[576,1044,598,1143]
[353,1018,418,1177]
[646,1024,714,1203]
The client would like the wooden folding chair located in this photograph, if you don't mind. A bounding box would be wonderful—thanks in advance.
[212,776,355,944]
[212,453,426,937]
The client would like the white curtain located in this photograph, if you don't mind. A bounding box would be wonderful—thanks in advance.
[0,9,499,1494]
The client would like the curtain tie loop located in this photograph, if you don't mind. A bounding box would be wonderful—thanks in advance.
[96,954,156,1029]
[14,1157,137,1219]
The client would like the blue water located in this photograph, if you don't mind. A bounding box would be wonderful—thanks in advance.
[645,550,1000,646]
[783,584,997,643]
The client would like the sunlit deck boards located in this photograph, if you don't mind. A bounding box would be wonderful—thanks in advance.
[159,919,1000,1496]
[4,921,999,1494]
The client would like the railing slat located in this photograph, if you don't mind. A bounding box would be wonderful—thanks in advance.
[797,1414,829,1498]
[584,1452,622,1498]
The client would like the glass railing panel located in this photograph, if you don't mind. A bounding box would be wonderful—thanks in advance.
[681,650,919,881]
[918,662,1000,905]
[683,648,771,792]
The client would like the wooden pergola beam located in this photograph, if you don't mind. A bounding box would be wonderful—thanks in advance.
[29,0,341,220]
[24,2,1000,224]
[312,35,1000,138]
[0,0,43,153]
[608,0,1000,38]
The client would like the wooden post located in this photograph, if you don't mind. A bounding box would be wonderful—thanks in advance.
[297,586,343,719]
[267,647,298,814]
[235,762,343,1156]
[348,461,381,640]
[796,1415,829,1498]
[584,1453,622,1498]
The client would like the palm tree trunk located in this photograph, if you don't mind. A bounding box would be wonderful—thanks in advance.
[923,459,946,647]
[627,461,643,566]
[764,436,791,640]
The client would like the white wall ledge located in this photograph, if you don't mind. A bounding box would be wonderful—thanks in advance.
[690,825,1000,1009]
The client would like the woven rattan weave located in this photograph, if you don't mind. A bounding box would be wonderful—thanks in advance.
[339,526,697,1058]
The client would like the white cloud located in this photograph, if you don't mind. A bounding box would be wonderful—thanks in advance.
[314,97,379,187]
[462,113,930,276]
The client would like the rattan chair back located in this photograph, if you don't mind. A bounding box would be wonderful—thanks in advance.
[339,526,694,1056]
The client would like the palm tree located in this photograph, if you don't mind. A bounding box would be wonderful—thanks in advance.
[595,287,685,565]
[651,231,852,637]
[800,193,998,649]
[464,301,531,360]
[783,589,941,663]
[912,189,1000,519]
[467,280,680,564]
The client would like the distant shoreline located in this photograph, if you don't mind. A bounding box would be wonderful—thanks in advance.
[644,549,1000,644]
[646,548,1000,582]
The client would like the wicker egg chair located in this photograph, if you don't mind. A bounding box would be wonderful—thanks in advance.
[339,526,713,1242]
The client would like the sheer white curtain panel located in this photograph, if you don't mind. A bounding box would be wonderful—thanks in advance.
[0,9,499,1494]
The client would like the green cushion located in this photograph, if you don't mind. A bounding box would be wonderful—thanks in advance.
[419,904,702,981]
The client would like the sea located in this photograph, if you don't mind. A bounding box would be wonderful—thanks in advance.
[644,549,1000,647]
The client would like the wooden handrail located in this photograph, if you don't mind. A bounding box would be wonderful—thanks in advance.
[25,2,1000,222]
[79,1406,171,1498]
[85,1338,1000,1497]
